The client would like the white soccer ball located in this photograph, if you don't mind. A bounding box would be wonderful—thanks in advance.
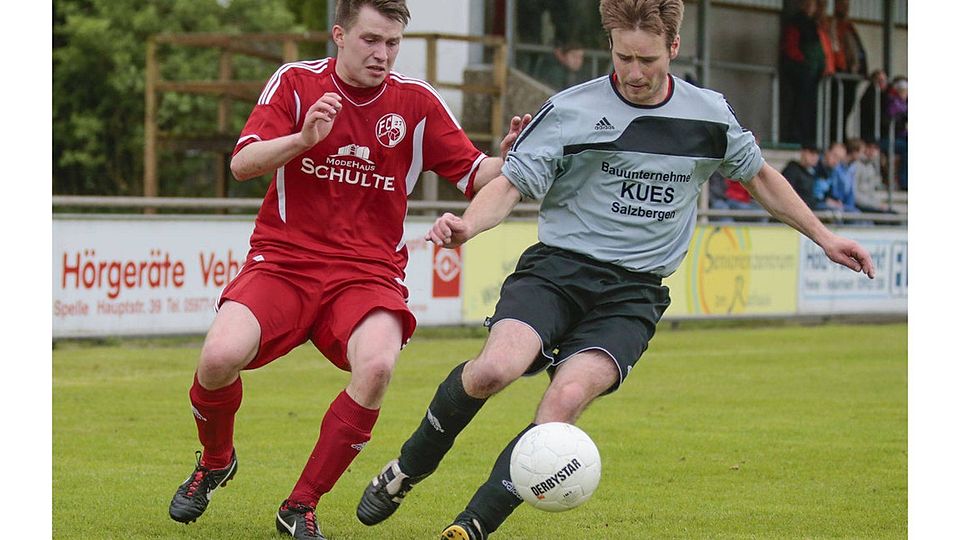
[509,422,601,512]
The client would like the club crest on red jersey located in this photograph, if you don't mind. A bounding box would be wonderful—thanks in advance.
[376,113,407,148]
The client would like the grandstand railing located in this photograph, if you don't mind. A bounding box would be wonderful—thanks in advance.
[52,196,907,226]
[817,73,880,147]
[818,74,905,203]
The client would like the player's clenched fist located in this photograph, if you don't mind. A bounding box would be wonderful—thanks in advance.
[425,212,472,249]
[301,92,343,147]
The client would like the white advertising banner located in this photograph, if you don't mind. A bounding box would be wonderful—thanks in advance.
[53,216,463,338]
[797,228,908,314]
[402,219,464,326]
[53,216,904,338]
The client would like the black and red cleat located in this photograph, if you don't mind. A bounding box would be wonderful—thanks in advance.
[168,449,237,523]
[276,499,326,539]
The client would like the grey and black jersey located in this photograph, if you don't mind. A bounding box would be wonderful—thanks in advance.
[502,74,764,277]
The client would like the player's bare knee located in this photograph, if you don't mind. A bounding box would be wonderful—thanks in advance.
[197,342,244,388]
[553,380,591,405]
[537,382,591,423]
[353,353,397,391]
[463,357,515,397]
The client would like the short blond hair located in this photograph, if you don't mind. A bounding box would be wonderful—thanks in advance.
[599,0,685,49]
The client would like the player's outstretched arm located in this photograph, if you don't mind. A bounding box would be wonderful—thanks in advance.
[744,162,876,278]
[230,93,342,181]
[472,114,533,192]
[426,175,521,248]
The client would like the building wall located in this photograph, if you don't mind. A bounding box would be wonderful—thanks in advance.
[392,0,474,116]
[680,4,783,142]
[858,23,909,77]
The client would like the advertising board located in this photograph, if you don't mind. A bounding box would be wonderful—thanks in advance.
[666,225,799,317]
[53,216,462,337]
[797,229,907,314]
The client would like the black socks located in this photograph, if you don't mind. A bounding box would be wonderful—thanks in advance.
[457,423,536,535]
[397,362,487,477]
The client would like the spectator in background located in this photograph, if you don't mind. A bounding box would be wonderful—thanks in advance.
[837,139,863,212]
[883,76,908,190]
[817,141,859,213]
[709,170,766,222]
[829,0,867,78]
[707,170,733,220]
[813,142,846,212]
[859,69,888,143]
[517,1,603,88]
[723,177,768,222]
[781,144,821,209]
[781,0,827,144]
[815,0,836,79]
[825,0,867,141]
[711,133,766,220]
[532,39,591,91]
[851,140,896,214]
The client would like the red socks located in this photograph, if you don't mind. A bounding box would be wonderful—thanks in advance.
[288,390,380,507]
[189,373,242,469]
[188,379,377,507]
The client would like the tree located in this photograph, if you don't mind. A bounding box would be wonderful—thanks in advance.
[53,0,302,197]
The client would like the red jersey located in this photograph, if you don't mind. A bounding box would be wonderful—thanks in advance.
[234,57,486,275]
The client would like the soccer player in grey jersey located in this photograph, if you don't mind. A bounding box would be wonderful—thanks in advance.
[357,1,875,538]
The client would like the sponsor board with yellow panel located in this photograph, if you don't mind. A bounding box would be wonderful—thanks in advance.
[463,222,800,321]
[461,221,539,323]
[665,225,799,317]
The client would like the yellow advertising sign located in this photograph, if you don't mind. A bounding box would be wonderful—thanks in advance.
[462,223,799,322]
[461,222,539,322]
[666,225,799,317]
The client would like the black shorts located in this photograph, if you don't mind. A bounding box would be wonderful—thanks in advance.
[487,243,671,393]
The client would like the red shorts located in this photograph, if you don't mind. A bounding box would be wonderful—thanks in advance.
[218,256,416,371]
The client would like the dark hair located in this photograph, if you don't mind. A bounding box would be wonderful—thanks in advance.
[335,0,410,30]
[598,0,684,49]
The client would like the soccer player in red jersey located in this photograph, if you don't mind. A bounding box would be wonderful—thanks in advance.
[167,1,530,538]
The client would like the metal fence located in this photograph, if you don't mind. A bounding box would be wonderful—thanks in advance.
[52,195,906,226]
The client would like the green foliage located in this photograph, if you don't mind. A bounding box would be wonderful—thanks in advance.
[53,0,310,197]
[52,323,907,538]
[287,0,329,58]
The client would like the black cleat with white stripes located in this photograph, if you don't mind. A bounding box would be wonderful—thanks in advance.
[168,449,237,524]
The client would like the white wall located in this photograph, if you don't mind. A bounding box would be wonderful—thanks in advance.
[394,0,473,117]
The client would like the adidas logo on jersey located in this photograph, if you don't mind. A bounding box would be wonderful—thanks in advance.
[594,117,615,130]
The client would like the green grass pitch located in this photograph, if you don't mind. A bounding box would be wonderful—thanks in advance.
[53,322,906,539]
